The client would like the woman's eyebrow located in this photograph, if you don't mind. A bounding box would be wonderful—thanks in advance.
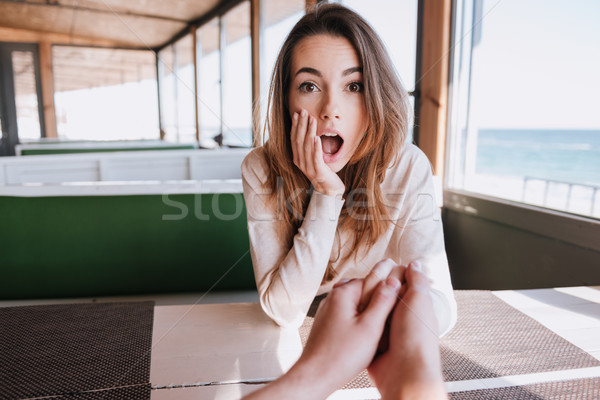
[295,67,321,77]
[294,66,363,77]
[342,66,362,76]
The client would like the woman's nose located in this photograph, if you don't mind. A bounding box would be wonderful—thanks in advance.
[319,91,340,120]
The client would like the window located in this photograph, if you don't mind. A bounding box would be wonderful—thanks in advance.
[196,18,222,148]
[0,43,44,155]
[446,0,600,219]
[258,0,305,140]
[338,0,418,141]
[175,35,197,143]
[158,0,418,149]
[53,46,159,141]
[158,34,197,144]
[195,2,253,148]
[158,44,177,141]
[160,0,305,148]
[222,1,252,147]
[12,51,41,141]
[338,0,417,92]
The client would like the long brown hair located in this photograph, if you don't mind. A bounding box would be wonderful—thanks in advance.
[258,3,411,279]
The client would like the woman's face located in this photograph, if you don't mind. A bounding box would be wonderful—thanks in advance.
[288,34,369,173]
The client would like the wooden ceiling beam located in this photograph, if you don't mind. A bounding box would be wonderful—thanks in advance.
[0,26,137,48]
[0,0,188,23]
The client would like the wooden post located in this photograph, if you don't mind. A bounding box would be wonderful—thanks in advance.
[38,41,58,139]
[192,26,200,144]
[305,0,317,12]
[418,0,452,178]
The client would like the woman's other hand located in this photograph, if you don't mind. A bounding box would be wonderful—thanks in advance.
[358,259,406,312]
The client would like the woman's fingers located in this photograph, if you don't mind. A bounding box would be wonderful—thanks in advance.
[360,277,401,328]
[389,265,406,294]
[290,110,345,196]
[359,259,398,312]
[293,110,309,171]
[302,115,314,179]
[290,112,299,166]
[305,116,318,177]
[313,130,329,176]
[293,111,319,179]
[314,135,323,176]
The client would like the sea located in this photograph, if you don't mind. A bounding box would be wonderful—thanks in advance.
[476,129,600,186]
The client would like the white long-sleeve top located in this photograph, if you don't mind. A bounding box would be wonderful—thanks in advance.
[241,144,457,336]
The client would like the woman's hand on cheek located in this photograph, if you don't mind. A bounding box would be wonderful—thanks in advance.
[291,110,345,197]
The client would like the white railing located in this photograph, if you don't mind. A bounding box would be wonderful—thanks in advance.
[522,177,600,217]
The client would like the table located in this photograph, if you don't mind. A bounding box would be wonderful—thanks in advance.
[2,287,599,399]
[151,302,299,399]
[148,287,600,399]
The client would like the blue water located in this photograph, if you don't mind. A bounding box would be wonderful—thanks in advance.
[476,129,600,186]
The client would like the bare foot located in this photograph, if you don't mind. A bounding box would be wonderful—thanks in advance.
[368,262,447,400]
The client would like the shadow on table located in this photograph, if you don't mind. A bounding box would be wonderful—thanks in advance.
[518,288,600,321]
[442,348,544,400]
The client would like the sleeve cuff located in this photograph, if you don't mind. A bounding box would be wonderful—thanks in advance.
[430,288,458,337]
[304,190,345,224]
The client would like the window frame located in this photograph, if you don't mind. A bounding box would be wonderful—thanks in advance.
[0,42,46,156]
[156,0,424,149]
[156,0,253,148]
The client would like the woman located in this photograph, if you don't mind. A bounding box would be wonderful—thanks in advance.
[242,3,456,334]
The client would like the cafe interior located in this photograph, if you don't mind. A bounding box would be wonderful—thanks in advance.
[0,0,598,398]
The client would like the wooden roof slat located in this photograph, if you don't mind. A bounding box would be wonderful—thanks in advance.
[0,0,222,48]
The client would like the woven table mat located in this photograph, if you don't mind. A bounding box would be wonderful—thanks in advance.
[41,385,152,400]
[299,290,600,392]
[441,291,599,381]
[0,301,154,400]
[449,377,600,400]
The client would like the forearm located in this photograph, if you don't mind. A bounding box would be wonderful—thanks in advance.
[258,258,328,327]
[398,227,456,336]
[430,286,457,337]
[251,191,345,326]
[417,251,457,337]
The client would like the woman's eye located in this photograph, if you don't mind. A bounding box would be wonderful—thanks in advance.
[347,82,364,92]
[299,82,318,92]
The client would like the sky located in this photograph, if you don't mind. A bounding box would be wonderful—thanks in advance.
[470,0,600,130]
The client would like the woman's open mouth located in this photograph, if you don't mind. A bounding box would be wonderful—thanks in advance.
[320,133,344,156]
